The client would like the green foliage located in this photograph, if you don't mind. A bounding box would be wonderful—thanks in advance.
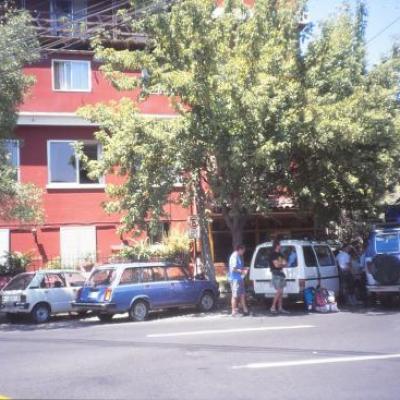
[44,257,62,270]
[0,251,34,276]
[119,229,191,263]
[0,8,43,224]
[82,0,400,266]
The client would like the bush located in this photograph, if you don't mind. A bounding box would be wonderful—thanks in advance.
[120,229,191,264]
[0,251,33,276]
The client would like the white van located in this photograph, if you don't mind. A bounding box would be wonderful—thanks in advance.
[250,240,340,300]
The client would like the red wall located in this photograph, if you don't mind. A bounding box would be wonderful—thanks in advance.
[21,55,176,115]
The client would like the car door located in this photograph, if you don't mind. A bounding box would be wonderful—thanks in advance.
[250,245,274,296]
[141,266,171,308]
[64,271,86,304]
[302,245,320,289]
[165,266,195,305]
[43,273,73,313]
[313,245,340,294]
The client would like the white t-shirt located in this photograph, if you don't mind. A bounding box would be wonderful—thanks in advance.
[336,251,351,271]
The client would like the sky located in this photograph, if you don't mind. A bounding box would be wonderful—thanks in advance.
[307,0,400,66]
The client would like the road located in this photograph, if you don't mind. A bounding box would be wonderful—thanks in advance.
[0,304,400,400]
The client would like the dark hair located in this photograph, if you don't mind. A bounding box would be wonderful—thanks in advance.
[235,244,245,251]
[272,239,281,250]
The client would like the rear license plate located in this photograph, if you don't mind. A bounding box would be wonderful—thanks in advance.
[88,291,98,300]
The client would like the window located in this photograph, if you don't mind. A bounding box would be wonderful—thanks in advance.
[303,246,317,267]
[89,268,116,286]
[152,267,166,282]
[166,266,188,281]
[120,268,141,285]
[65,272,86,287]
[375,234,400,253]
[148,222,170,244]
[53,60,91,91]
[254,246,297,269]
[314,246,335,267]
[2,140,20,181]
[50,0,87,37]
[48,141,102,186]
[46,273,66,288]
[141,267,153,283]
[3,273,34,291]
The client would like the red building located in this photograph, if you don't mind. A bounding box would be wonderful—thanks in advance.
[0,0,315,270]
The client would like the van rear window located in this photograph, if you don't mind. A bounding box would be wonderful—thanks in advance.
[254,246,297,268]
[375,234,400,253]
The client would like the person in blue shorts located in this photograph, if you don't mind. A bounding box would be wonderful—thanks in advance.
[228,244,249,317]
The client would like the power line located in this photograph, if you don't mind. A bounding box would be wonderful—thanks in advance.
[366,14,400,45]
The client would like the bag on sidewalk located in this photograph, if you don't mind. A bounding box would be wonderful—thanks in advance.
[314,287,339,313]
[304,287,315,311]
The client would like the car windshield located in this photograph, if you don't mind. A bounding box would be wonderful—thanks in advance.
[88,268,116,286]
[3,273,35,291]
[375,233,400,253]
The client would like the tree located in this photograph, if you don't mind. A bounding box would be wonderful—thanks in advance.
[0,7,43,224]
[291,3,400,231]
[81,0,400,279]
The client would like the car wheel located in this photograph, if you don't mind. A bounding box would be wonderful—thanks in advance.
[31,303,50,324]
[97,314,114,322]
[198,292,216,312]
[129,300,149,322]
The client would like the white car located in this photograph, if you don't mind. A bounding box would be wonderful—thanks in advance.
[250,240,340,300]
[0,269,86,323]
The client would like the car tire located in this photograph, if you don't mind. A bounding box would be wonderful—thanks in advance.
[129,300,149,322]
[97,314,114,322]
[31,303,51,324]
[198,291,216,312]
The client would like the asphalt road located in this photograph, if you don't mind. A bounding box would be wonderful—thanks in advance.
[0,304,400,400]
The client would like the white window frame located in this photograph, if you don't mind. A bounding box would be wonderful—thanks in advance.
[52,59,92,92]
[2,139,20,182]
[47,139,104,189]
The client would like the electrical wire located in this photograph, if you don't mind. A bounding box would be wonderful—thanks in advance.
[366,14,400,45]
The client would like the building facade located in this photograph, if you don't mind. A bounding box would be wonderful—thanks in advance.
[0,0,315,270]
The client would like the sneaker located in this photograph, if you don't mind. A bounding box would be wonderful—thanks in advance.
[243,311,250,317]
[279,308,290,314]
[270,308,278,314]
[231,312,242,317]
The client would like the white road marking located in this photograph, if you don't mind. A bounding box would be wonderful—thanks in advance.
[232,353,400,370]
[147,325,315,338]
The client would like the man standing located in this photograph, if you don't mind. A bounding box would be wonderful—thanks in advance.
[336,244,357,306]
[269,239,289,314]
[228,244,249,317]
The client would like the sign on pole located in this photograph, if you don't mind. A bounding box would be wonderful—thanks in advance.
[188,216,200,239]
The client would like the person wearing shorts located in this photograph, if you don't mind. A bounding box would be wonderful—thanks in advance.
[228,244,249,317]
[269,239,289,314]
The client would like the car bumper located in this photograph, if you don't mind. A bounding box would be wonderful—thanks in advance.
[71,301,116,311]
[366,285,400,293]
[0,302,30,313]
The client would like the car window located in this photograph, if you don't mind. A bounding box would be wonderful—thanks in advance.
[2,273,34,291]
[64,272,85,287]
[166,266,188,281]
[141,267,154,282]
[89,268,116,286]
[120,268,141,285]
[46,273,66,288]
[375,233,400,253]
[254,246,297,269]
[303,246,317,267]
[314,245,335,267]
[152,267,166,282]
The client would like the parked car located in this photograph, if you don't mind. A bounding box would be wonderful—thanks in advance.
[72,262,219,322]
[250,240,340,301]
[0,269,86,323]
[363,224,400,302]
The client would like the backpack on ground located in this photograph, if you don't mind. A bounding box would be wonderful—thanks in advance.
[304,287,315,311]
[314,287,339,313]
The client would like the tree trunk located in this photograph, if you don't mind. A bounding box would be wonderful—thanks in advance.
[221,205,247,250]
[193,176,216,282]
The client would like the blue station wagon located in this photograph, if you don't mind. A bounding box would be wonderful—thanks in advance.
[72,262,219,322]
